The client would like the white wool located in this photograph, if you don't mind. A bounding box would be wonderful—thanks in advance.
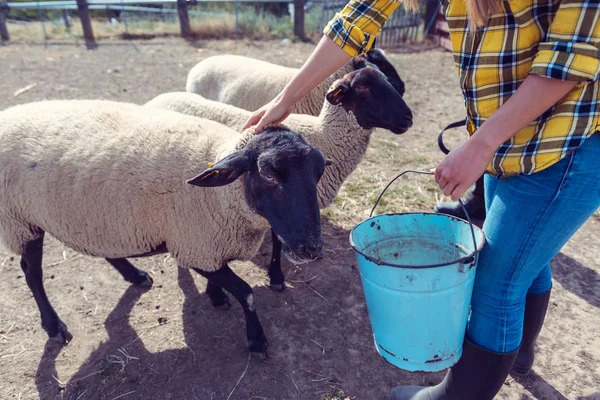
[185,55,355,116]
[0,100,270,270]
[145,92,372,208]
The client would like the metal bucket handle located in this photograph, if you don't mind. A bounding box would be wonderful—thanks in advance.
[369,170,479,265]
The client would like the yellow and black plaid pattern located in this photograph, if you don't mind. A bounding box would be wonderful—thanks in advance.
[325,0,600,176]
[444,0,600,176]
[323,0,401,57]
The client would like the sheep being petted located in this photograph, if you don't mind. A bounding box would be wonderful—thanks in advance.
[0,100,328,353]
[147,66,413,291]
[185,49,405,116]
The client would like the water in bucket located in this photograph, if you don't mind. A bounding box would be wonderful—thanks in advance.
[350,171,486,372]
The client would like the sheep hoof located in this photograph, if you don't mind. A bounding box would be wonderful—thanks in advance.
[135,272,154,288]
[49,320,72,345]
[269,282,286,292]
[248,335,268,355]
[211,295,231,311]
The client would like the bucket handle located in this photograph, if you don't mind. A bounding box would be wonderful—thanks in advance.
[369,170,479,265]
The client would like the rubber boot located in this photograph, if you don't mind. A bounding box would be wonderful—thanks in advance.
[390,339,518,400]
[511,289,551,377]
[434,175,486,226]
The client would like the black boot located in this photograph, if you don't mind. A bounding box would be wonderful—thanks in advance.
[434,175,486,226]
[511,289,551,377]
[390,339,518,400]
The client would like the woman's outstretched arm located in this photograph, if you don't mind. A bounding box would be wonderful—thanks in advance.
[242,36,351,133]
[243,0,407,133]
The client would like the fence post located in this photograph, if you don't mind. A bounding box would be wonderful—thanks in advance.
[76,0,96,47]
[62,9,71,32]
[293,0,304,40]
[0,0,9,42]
[120,0,129,35]
[234,0,239,36]
[35,0,48,41]
[177,0,191,38]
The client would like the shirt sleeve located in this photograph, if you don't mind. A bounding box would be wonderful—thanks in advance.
[323,0,402,57]
[530,0,600,82]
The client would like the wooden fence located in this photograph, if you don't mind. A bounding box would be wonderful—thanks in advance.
[0,0,306,45]
[0,0,434,48]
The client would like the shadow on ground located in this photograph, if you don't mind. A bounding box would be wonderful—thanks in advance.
[32,221,591,400]
[33,221,442,400]
[551,252,600,309]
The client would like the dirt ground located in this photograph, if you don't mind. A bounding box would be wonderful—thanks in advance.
[0,38,599,400]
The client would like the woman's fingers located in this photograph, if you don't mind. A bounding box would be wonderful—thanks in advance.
[254,105,291,134]
[450,184,469,202]
[442,181,458,197]
[242,111,264,131]
[436,164,459,197]
[438,176,448,190]
[254,111,275,134]
[433,167,443,184]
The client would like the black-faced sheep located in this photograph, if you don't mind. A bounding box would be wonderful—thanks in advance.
[0,100,329,354]
[185,49,405,116]
[146,66,413,291]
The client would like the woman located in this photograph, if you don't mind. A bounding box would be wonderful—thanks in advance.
[243,0,600,398]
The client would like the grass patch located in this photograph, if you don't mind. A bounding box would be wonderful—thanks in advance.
[322,175,440,230]
[320,130,448,229]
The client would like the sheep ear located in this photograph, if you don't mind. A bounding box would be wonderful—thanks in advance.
[352,54,369,69]
[326,83,350,105]
[187,151,251,187]
[325,158,333,166]
[353,54,379,71]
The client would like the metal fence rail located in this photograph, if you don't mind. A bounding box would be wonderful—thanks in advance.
[7,5,224,17]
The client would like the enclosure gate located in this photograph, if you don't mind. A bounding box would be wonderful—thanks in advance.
[319,0,421,47]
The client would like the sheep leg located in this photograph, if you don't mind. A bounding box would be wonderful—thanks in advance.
[206,281,231,310]
[20,233,72,345]
[105,257,153,287]
[268,229,286,292]
[193,264,268,354]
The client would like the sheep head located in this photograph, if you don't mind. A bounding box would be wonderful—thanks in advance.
[326,67,413,135]
[187,127,327,263]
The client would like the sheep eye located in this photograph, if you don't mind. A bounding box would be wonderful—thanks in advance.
[262,174,277,184]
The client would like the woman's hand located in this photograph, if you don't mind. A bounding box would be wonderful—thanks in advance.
[434,75,577,200]
[243,95,294,134]
[243,36,352,134]
[434,134,496,201]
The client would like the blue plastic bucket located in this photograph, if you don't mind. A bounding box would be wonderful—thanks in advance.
[350,171,486,372]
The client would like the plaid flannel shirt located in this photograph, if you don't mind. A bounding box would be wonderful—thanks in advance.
[324,0,600,176]
[324,0,402,56]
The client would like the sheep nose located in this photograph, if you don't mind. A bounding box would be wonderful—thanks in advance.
[403,115,413,127]
[300,243,323,259]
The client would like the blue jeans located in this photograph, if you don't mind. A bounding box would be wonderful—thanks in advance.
[467,132,600,353]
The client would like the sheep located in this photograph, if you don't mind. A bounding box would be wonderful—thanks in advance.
[147,66,413,291]
[0,100,330,354]
[185,48,405,116]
